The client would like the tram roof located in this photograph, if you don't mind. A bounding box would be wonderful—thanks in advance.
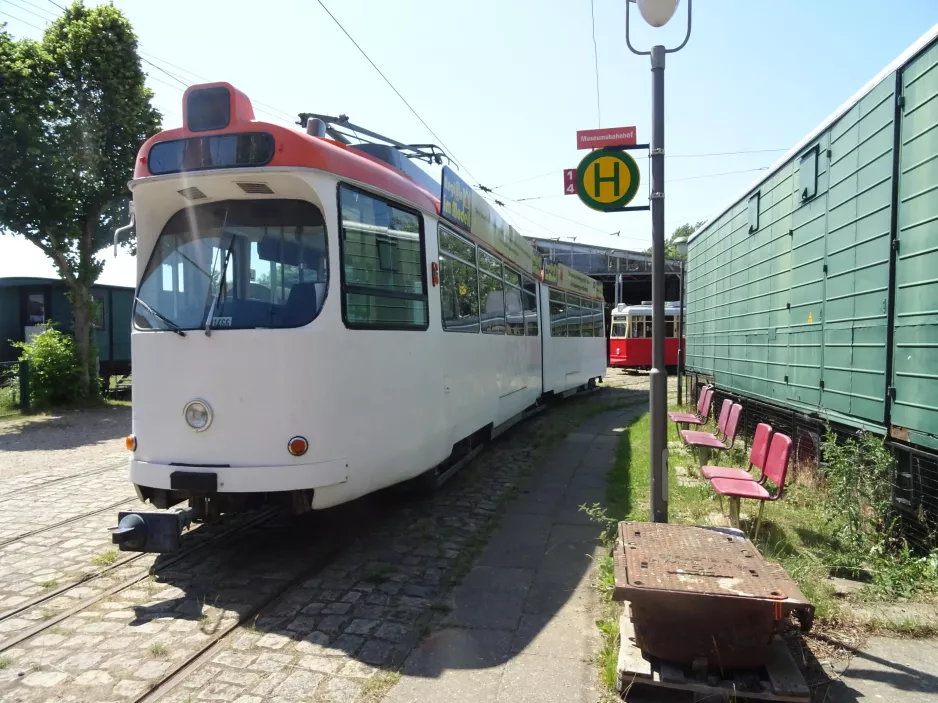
[132,82,604,300]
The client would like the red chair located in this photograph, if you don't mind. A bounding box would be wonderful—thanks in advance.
[668,385,713,429]
[710,432,792,540]
[701,422,773,483]
[681,402,742,468]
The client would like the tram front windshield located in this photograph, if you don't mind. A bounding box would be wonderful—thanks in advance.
[134,200,328,332]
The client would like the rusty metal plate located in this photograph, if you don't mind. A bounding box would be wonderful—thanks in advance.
[618,522,793,600]
[613,522,815,668]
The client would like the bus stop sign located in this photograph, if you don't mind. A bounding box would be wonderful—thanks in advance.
[575,149,641,212]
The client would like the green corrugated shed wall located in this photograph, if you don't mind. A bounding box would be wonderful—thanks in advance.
[893,40,938,450]
[686,33,938,450]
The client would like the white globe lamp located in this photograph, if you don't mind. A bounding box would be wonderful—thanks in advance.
[636,0,680,28]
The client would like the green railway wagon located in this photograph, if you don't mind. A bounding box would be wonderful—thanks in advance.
[0,276,133,383]
[685,24,938,521]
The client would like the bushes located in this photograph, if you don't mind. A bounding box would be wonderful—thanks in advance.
[12,323,83,406]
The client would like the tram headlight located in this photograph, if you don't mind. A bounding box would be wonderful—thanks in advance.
[183,399,213,432]
[288,436,309,457]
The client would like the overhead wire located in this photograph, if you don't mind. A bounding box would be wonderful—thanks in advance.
[314,0,479,184]
[493,149,788,190]
[590,0,601,128]
[2,0,51,23]
[0,9,43,31]
[10,0,648,248]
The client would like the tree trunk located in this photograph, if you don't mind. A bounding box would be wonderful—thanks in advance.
[70,283,94,398]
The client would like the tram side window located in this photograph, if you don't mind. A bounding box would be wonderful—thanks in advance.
[630,315,647,338]
[611,319,627,338]
[339,185,428,329]
[438,227,479,332]
[581,298,593,338]
[522,277,538,336]
[594,301,604,337]
[549,289,566,337]
[566,294,581,337]
[665,315,675,338]
[504,267,525,336]
[479,250,505,334]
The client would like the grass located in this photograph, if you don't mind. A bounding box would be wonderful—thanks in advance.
[149,642,168,657]
[363,565,390,584]
[0,656,10,670]
[359,669,402,702]
[39,579,58,590]
[91,550,120,566]
[589,405,938,694]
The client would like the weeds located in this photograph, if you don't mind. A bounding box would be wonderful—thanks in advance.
[149,642,168,657]
[363,566,389,585]
[429,601,451,613]
[0,656,9,670]
[91,550,119,566]
[38,579,58,590]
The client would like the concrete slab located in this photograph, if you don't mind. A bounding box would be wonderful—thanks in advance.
[443,586,526,631]
[476,514,552,570]
[510,603,600,660]
[384,628,513,703]
[458,566,535,595]
[828,637,938,703]
[495,653,598,703]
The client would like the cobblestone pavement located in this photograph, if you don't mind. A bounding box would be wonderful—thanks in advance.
[0,383,646,703]
[0,405,130,486]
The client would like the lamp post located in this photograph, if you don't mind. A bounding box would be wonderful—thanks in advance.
[673,235,689,407]
[626,0,692,524]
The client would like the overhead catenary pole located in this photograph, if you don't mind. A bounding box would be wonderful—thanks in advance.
[626,0,692,524]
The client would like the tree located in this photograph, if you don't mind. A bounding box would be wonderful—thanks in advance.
[645,221,707,260]
[0,3,160,397]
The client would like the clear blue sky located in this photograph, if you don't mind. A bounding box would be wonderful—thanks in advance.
[1,0,937,281]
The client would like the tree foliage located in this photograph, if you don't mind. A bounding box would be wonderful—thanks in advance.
[647,221,706,260]
[0,3,160,396]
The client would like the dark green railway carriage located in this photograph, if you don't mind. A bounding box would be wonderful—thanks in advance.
[0,276,133,380]
[685,26,938,483]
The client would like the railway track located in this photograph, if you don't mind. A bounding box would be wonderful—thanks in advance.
[0,506,281,651]
[133,502,380,703]
[0,463,125,501]
[0,496,138,549]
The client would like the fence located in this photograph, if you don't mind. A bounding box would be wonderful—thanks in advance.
[683,372,938,548]
[0,360,29,417]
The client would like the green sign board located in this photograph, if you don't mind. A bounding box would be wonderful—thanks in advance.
[575,149,641,212]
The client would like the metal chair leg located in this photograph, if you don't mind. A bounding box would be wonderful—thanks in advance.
[729,497,740,528]
[753,501,766,542]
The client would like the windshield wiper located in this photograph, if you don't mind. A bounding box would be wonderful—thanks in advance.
[134,297,186,337]
[204,234,236,337]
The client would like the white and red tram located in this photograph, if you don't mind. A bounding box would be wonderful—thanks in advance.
[113,83,606,551]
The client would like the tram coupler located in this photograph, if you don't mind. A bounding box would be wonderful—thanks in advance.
[109,507,195,553]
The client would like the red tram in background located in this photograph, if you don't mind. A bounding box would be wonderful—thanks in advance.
[608,302,683,370]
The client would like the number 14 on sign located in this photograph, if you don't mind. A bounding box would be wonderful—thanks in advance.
[564,169,578,195]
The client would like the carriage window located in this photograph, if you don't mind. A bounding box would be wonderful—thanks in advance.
[665,315,675,338]
[630,316,646,338]
[566,294,581,338]
[549,289,565,337]
[611,320,627,338]
[504,267,524,336]
[92,294,105,330]
[339,185,427,329]
[438,226,479,332]
[523,276,538,336]
[594,301,604,337]
[581,297,593,338]
[478,251,505,334]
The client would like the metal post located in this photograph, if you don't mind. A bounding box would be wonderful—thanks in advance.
[677,260,685,406]
[649,44,668,523]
